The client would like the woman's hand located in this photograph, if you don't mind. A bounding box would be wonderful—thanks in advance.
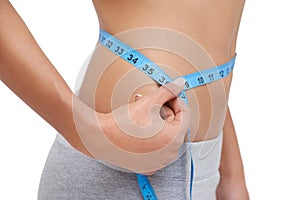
[133,93,177,175]
[73,78,191,174]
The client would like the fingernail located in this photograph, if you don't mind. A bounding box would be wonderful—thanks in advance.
[172,77,185,87]
[135,94,142,97]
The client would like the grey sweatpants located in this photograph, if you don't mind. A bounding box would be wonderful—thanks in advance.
[38,132,222,200]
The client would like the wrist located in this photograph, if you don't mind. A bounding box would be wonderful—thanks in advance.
[61,94,99,158]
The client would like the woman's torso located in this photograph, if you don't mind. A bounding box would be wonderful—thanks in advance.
[79,0,244,141]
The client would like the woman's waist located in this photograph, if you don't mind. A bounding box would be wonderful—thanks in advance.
[79,52,230,141]
[78,27,234,140]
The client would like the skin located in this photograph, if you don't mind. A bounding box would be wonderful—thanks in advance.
[89,0,243,141]
[89,0,249,198]
[0,0,191,173]
[0,0,249,198]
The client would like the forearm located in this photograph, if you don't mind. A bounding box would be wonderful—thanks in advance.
[217,106,249,199]
[220,107,246,180]
[0,1,90,154]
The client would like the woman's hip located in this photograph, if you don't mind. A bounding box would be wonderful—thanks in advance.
[38,132,222,200]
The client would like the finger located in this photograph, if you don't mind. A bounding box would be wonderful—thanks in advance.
[160,105,175,122]
[135,93,174,121]
[161,97,190,145]
[147,78,186,105]
[168,97,190,129]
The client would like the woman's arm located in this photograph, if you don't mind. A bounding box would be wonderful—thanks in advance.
[0,0,190,173]
[0,0,88,153]
[217,106,249,199]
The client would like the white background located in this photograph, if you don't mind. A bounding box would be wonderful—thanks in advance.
[1,0,299,199]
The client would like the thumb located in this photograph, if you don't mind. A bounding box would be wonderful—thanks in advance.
[148,77,186,105]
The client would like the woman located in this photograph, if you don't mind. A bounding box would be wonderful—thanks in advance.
[0,0,248,199]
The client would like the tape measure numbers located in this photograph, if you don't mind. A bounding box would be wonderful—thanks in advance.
[98,29,235,200]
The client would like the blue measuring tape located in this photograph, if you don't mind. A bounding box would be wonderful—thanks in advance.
[98,29,235,200]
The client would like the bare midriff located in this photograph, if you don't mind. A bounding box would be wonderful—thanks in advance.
[79,0,244,142]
